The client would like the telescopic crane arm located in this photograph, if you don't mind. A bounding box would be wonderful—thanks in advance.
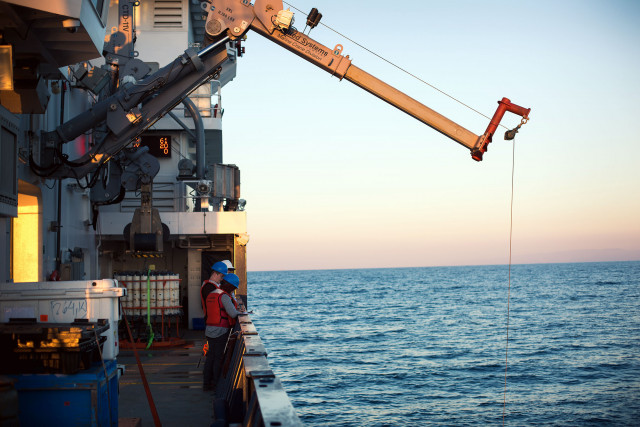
[203,0,531,160]
[39,38,231,181]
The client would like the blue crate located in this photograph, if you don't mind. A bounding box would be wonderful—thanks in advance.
[9,360,118,426]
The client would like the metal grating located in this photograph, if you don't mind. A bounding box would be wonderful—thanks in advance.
[153,0,184,29]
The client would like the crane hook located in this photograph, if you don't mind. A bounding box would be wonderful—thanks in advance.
[504,124,521,140]
[504,117,529,141]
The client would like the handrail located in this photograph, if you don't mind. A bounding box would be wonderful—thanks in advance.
[214,314,302,426]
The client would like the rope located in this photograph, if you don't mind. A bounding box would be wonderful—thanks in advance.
[502,138,516,424]
[283,1,506,128]
[146,268,156,349]
[122,303,163,426]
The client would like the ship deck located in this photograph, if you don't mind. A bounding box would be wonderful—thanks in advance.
[117,329,215,426]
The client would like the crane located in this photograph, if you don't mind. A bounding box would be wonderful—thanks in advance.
[35,0,531,253]
[203,0,531,161]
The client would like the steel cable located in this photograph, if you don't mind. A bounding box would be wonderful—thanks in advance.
[502,137,516,424]
[283,1,506,128]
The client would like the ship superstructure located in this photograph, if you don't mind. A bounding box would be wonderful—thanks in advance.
[0,0,249,322]
[0,1,266,424]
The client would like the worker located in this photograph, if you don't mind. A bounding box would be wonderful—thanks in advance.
[201,261,227,298]
[221,259,235,272]
[200,261,227,390]
[221,259,241,304]
[202,272,243,391]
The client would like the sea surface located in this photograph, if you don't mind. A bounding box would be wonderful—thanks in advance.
[247,261,640,426]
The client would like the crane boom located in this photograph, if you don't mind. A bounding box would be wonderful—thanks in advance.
[42,0,531,184]
[204,0,530,160]
[343,65,480,151]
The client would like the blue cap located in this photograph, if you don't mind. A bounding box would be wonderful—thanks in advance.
[211,261,228,274]
[222,273,239,289]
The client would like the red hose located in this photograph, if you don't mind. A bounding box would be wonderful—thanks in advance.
[122,307,163,426]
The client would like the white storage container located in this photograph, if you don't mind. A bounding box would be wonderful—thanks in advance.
[0,279,125,360]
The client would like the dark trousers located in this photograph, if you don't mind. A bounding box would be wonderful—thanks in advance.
[203,332,229,387]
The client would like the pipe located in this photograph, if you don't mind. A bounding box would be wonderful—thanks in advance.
[198,36,231,58]
[49,37,230,147]
[167,111,197,140]
[55,80,65,273]
[181,97,206,179]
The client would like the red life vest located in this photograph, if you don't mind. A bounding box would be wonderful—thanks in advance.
[202,279,219,288]
[204,289,238,328]
[200,280,219,313]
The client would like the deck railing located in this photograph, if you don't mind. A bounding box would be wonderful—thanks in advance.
[215,314,302,426]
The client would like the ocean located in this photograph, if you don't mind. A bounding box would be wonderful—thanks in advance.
[247,261,640,426]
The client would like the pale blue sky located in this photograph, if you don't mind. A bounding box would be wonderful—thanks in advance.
[219,0,640,271]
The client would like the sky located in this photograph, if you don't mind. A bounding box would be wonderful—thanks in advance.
[217,0,640,271]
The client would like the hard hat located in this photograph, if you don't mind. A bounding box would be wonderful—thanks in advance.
[222,273,239,289]
[221,260,235,271]
[211,261,228,274]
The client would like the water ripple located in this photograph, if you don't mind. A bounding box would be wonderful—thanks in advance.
[249,261,640,426]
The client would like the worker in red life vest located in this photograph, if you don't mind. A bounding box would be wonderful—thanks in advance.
[200,261,227,390]
[202,271,243,391]
[201,261,227,296]
[220,260,240,304]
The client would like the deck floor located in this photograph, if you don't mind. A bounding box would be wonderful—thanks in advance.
[117,329,216,426]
